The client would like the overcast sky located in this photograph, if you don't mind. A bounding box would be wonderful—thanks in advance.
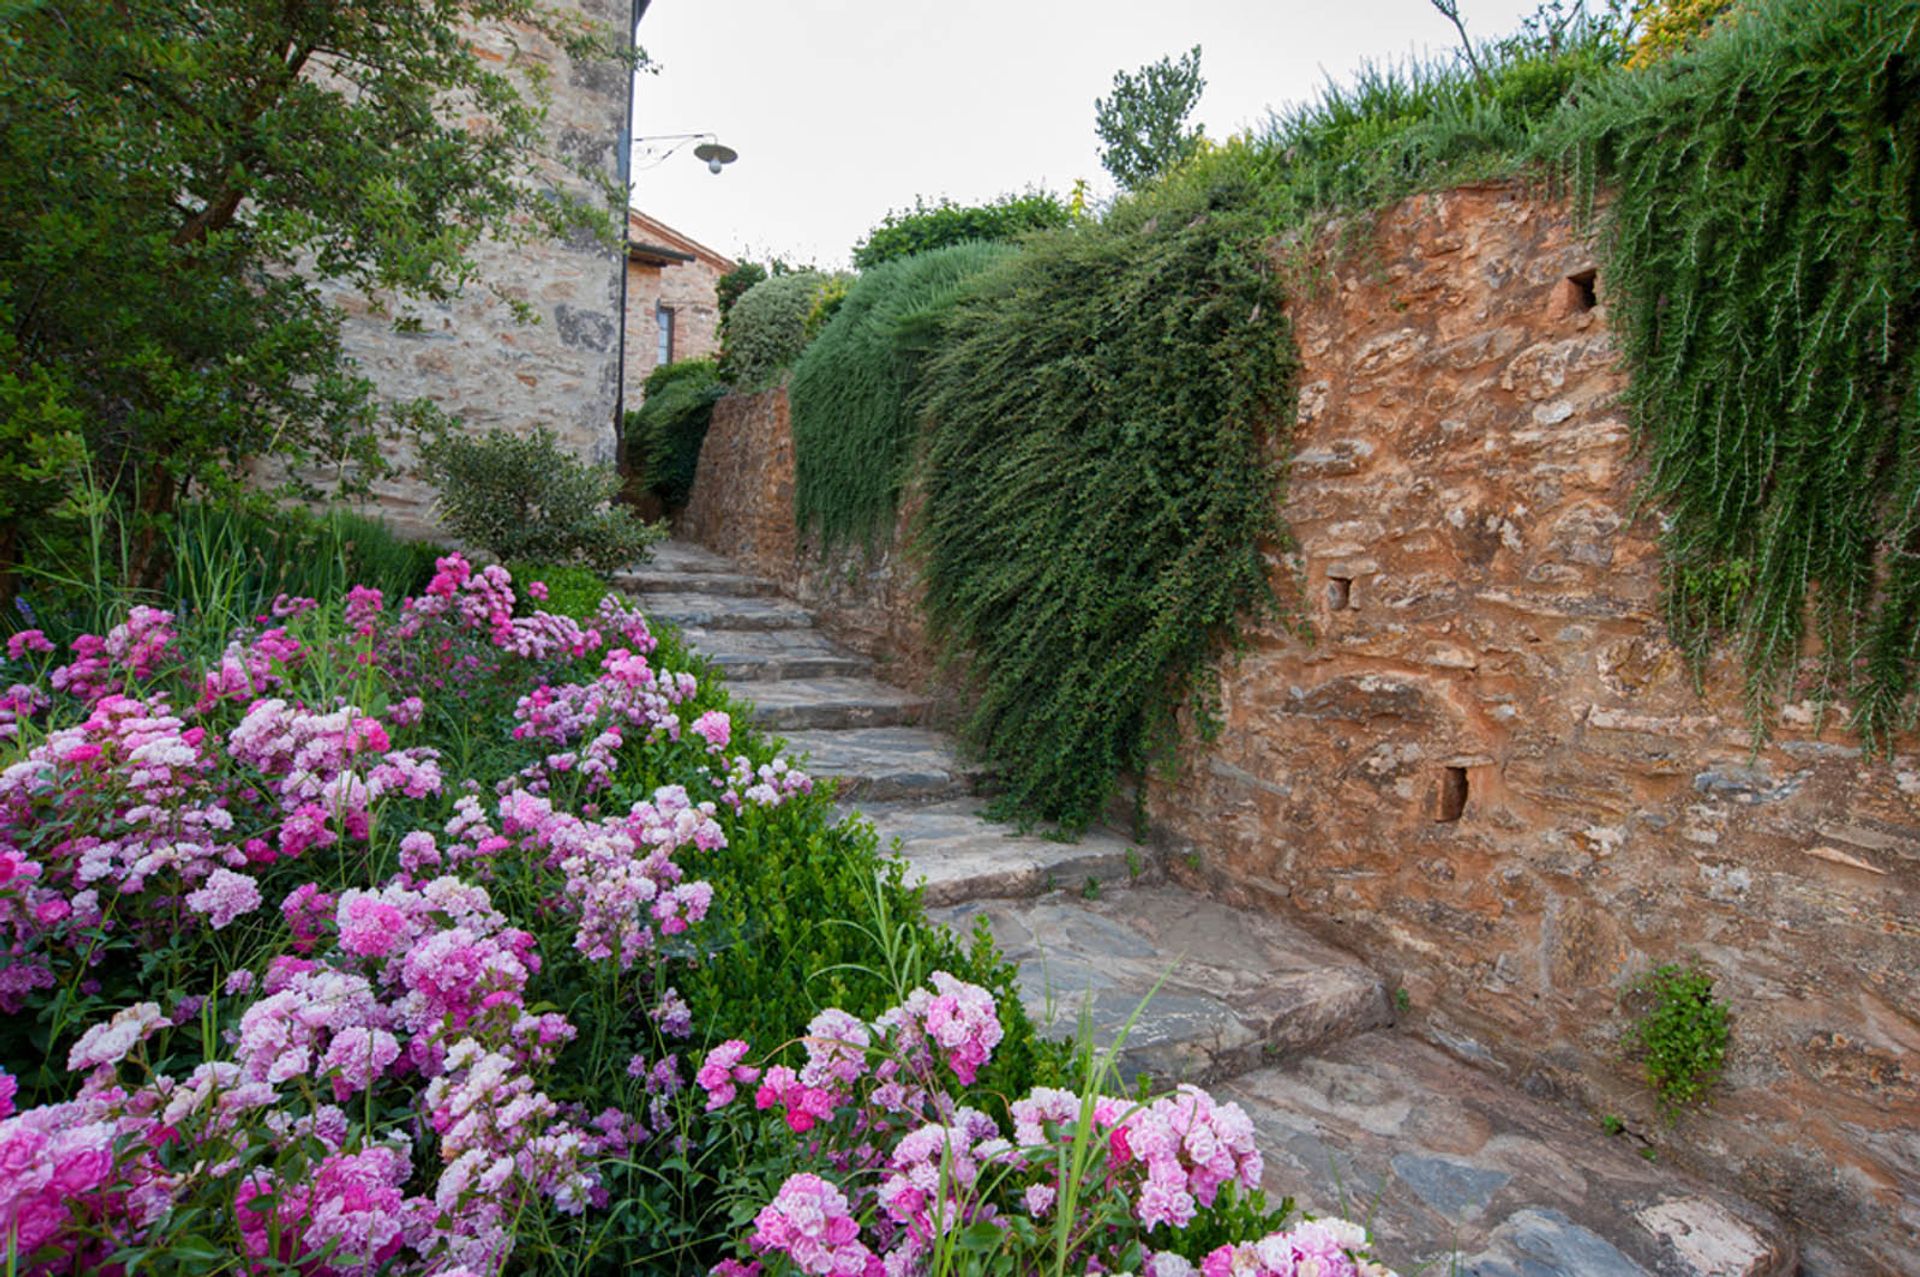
[628,0,1546,269]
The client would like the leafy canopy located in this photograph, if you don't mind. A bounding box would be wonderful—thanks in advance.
[0,0,630,577]
[918,176,1295,830]
[851,192,1071,269]
[1095,46,1207,191]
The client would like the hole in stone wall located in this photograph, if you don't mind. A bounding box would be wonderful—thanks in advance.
[1437,766,1469,823]
[1566,269,1598,312]
[1327,574,1353,611]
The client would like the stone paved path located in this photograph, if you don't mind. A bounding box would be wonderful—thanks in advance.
[621,542,1798,1277]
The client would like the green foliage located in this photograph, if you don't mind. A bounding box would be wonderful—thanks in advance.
[423,425,665,572]
[789,242,1017,545]
[1095,46,1208,191]
[852,191,1071,269]
[1238,5,1625,234]
[0,0,629,581]
[1628,963,1731,1116]
[1628,0,1742,65]
[505,561,608,620]
[917,178,1296,830]
[1562,0,1920,741]
[10,495,440,646]
[716,262,769,323]
[626,358,727,507]
[803,274,854,340]
[721,272,842,389]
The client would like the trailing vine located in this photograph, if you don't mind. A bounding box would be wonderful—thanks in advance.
[1566,0,1920,740]
[916,180,1296,830]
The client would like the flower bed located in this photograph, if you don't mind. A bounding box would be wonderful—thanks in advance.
[0,551,1394,1274]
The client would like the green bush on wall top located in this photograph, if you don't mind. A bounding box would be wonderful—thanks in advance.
[789,241,1016,546]
[852,191,1071,268]
[720,270,844,389]
[624,358,726,508]
[1562,0,1920,743]
[917,175,1296,831]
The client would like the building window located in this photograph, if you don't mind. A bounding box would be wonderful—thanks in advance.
[655,304,674,367]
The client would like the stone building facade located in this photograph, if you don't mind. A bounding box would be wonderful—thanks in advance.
[623,209,734,404]
[330,0,637,538]
[677,183,1920,1274]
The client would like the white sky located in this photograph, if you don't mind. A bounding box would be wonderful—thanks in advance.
[629,0,1545,270]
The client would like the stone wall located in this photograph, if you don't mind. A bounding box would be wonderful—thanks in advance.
[680,183,1920,1273]
[678,386,947,695]
[330,1,633,538]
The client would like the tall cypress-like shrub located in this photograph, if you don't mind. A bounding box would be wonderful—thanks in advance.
[789,242,1015,546]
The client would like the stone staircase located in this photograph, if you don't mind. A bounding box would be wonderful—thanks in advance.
[619,541,1798,1277]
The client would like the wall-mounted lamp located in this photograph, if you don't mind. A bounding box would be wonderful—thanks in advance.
[633,132,739,175]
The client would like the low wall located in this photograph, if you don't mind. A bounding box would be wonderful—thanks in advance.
[680,183,1919,1273]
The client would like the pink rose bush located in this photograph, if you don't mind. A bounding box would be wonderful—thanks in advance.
[0,554,842,1272]
[0,551,1399,1274]
[700,974,1398,1277]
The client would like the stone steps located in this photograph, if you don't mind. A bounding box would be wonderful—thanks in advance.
[626,540,1796,1277]
[931,884,1391,1087]
[787,728,977,801]
[738,676,927,731]
[617,569,780,597]
[680,628,873,682]
[1222,1034,1793,1277]
[640,592,815,631]
[857,796,1142,902]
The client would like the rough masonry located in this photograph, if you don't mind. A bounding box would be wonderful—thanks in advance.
[679,182,1920,1273]
[333,0,634,537]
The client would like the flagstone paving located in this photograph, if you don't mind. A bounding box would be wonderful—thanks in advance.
[634,540,1798,1277]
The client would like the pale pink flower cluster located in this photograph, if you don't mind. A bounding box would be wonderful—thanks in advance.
[882,971,1004,1085]
[50,605,178,700]
[195,625,304,710]
[1196,1218,1389,1277]
[1123,1085,1264,1229]
[749,1172,879,1277]
[718,752,815,811]
[184,867,263,928]
[695,1040,760,1111]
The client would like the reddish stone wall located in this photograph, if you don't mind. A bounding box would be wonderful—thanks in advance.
[679,386,948,697]
[683,184,1919,1271]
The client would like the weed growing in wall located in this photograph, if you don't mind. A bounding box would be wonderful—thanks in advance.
[1628,963,1731,1117]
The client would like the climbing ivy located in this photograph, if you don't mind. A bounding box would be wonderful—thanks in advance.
[1565,0,1920,741]
[789,241,1015,546]
[917,179,1296,830]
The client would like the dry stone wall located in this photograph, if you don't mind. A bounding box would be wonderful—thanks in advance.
[680,182,1920,1273]
[331,1,633,538]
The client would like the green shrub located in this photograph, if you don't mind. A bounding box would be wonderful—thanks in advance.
[802,273,853,340]
[917,177,1295,831]
[625,358,726,507]
[852,191,1070,269]
[720,271,843,389]
[789,242,1016,545]
[715,261,768,323]
[1628,964,1731,1116]
[1561,0,1920,742]
[422,424,664,572]
[504,560,607,619]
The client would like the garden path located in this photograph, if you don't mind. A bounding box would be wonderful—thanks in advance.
[621,541,1796,1277]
